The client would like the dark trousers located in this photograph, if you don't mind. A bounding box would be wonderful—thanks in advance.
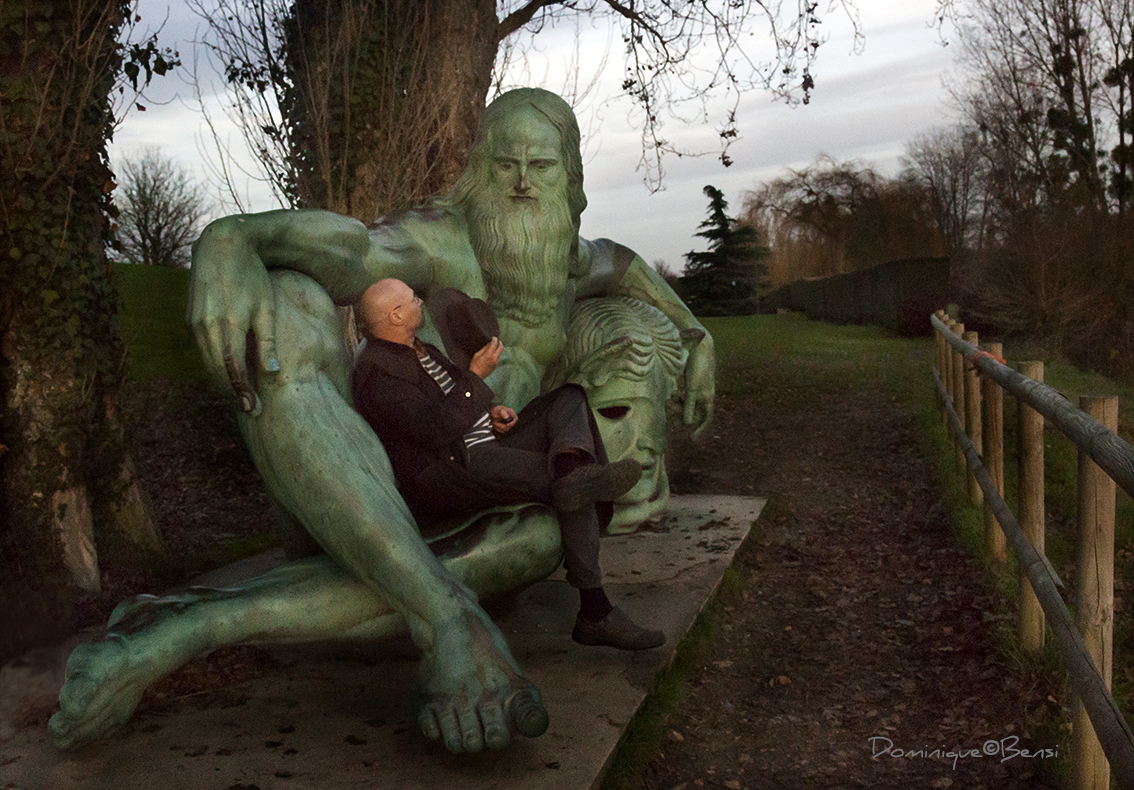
[466,386,602,589]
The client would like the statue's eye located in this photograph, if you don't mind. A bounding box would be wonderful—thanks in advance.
[597,405,630,420]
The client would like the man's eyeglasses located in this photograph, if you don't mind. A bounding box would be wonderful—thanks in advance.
[395,294,422,312]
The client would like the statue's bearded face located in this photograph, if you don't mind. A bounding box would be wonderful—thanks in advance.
[464,107,575,326]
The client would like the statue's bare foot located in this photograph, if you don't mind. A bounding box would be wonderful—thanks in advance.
[49,596,206,749]
[416,609,548,753]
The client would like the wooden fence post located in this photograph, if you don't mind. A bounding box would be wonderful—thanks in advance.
[981,342,1004,562]
[1071,395,1119,790]
[934,316,942,405]
[935,312,947,427]
[963,330,983,506]
[951,322,966,474]
[943,318,955,431]
[1018,361,1045,654]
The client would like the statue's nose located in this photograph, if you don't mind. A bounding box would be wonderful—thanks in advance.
[515,165,531,192]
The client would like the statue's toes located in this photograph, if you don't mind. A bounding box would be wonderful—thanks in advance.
[417,698,466,753]
[456,705,484,752]
[505,685,549,738]
[49,641,143,750]
[478,699,510,750]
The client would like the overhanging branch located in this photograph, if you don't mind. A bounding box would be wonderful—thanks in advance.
[498,0,568,41]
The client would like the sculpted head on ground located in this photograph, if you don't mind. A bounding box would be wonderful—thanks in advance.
[556,297,702,531]
[444,88,587,324]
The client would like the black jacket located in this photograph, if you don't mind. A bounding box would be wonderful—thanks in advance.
[351,337,533,532]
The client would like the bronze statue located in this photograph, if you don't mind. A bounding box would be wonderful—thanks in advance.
[49,88,714,755]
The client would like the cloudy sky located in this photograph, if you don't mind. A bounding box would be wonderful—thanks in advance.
[111,0,961,270]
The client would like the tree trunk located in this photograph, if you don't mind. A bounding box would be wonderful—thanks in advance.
[0,0,164,662]
[286,0,499,222]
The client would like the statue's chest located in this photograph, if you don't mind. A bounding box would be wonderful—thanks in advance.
[497,314,567,368]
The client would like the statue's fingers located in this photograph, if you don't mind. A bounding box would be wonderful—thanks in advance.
[224,353,260,416]
[690,398,715,441]
[479,700,511,750]
[683,390,697,426]
[189,309,228,383]
[252,295,280,374]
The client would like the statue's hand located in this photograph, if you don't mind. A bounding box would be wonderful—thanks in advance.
[187,225,280,416]
[683,338,715,439]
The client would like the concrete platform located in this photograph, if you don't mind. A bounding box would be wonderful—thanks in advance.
[0,495,763,790]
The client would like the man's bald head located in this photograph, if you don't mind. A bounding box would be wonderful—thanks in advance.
[358,278,421,345]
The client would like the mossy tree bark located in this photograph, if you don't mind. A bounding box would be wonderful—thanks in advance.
[283,0,500,222]
[0,0,164,662]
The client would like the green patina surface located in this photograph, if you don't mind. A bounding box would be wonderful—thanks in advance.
[51,88,716,758]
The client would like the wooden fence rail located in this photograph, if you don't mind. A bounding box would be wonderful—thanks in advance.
[931,312,1134,790]
[931,314,1134,500]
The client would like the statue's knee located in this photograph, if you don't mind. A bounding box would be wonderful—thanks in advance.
[557,382,587,407]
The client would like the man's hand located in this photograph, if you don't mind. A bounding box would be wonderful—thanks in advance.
[490,405,517,433]
[187,219,280,416]
[684,338,715,439]
[469,337,503,380]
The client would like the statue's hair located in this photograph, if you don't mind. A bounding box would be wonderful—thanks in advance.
[562,297,688,390]
[442,88,587,269]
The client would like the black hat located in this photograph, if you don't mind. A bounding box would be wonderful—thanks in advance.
[427,287,500,369]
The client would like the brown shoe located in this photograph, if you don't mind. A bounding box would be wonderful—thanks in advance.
[572,607,665,650]
[552,459,641,511]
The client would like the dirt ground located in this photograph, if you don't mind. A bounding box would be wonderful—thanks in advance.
[645,376,1068,790]
[105,354,1069,788]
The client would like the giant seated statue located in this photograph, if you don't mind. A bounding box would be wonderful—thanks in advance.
[49,88,714,756]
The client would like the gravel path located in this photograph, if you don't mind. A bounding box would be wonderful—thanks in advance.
[640,368,1064,789]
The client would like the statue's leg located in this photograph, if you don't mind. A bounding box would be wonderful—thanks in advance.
[52,271,563,753]
[49,507,562,750]
[240,273,552,752]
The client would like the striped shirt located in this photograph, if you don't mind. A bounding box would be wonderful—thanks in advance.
[416,345,496,449]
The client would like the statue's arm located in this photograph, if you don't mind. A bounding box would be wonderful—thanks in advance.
[576,238,716,437]
[188,209,435,413]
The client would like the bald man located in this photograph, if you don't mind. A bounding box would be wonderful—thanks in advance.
[352,279,664,650]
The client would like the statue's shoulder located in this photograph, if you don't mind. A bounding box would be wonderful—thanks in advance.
[368,203,466,245]
[576,237,640,285]
[366,202,480,293]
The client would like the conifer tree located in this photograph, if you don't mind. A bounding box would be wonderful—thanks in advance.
[680,185,768,315]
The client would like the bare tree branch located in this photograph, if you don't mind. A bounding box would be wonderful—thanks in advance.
[498,0,567,40]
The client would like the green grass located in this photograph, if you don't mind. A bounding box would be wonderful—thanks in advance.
[113,263,209,381]
[700,312,933,403]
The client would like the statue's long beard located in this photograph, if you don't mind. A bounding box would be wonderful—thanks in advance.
[466,188,575,327]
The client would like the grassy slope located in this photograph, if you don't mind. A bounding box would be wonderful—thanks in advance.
[113,263,208,381]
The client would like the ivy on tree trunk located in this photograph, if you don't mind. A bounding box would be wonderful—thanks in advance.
[0,0,164,661]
